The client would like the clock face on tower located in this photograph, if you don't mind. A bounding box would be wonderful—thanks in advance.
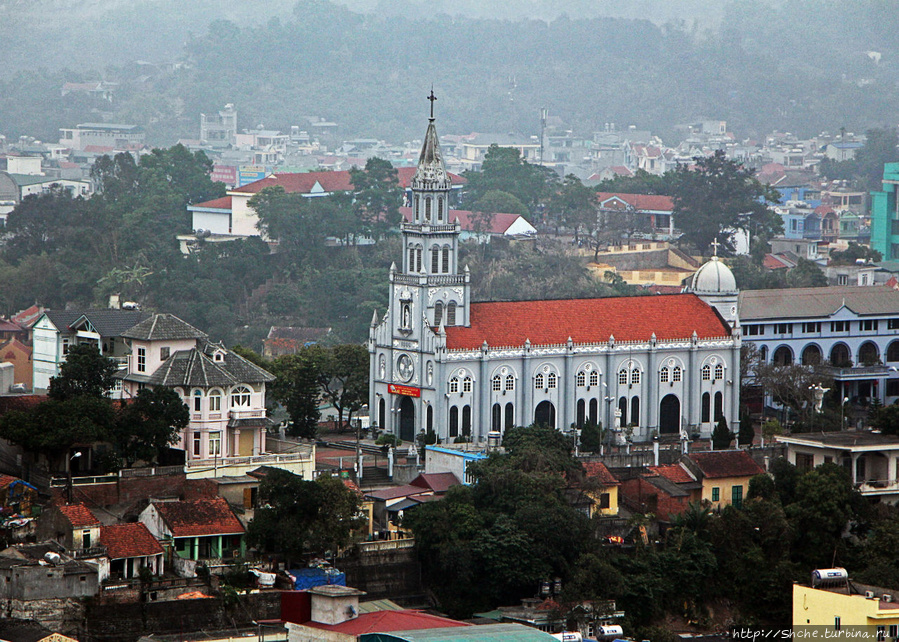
[396,354,414,382]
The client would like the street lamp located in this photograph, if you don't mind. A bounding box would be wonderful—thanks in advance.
[67,451,82,504]
[841,396,850,431]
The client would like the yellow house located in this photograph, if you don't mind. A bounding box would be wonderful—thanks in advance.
[582,462,620,517]
[682,451,765,510]
[794,583,899,631]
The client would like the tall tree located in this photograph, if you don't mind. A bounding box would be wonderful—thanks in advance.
[672,150,781,255]
[48,343,118,401]
[269,349,323,439]
[549,174,597,242]
[306,344,369,432]
[112,387,190,466]
[350,157,403,239]
[463,145,554,215]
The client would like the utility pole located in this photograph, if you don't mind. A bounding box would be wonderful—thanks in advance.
[539,108,547,164]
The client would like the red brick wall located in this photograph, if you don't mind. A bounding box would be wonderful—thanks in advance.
[56,475,217,513]
[619,477,690,521]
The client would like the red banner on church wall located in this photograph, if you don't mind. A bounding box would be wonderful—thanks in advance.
[388,384,421,397]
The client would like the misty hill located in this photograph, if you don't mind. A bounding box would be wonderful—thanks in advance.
[1,0,898,144]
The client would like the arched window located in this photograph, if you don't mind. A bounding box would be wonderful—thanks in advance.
[505,374,515,391]
[447,301,457,326]
[760,346,768,362]
[830,343,851,367]
[231,385,251,407]
[630,396,640,425]
[492,375,502,391]
[437,196,444,222]
[431,247,440,273]
[425,198,431,220]
[408,247,415,271]
[589,371,599,387]
[414,194,420,219]
[492,404,501,432]
[547,372,557,389]
[462,376,472,393]
[858,341,880,366]
[442,247,450,273]
[618,369,628,385]
[449,377,459,394]
[660,367,669,383]
[701,392,711,423]
[427,405,434,432]
[631,370,640,385]
[714,364,724,380]
[714,391,724,421]
[701,364,711,381]
[888,340,899,363]
[672,366,682,382]
[577,399,586,428]
[449,406,459,437]
[589,399,598,425]
[462,405,472,437]
[535,373,545,389]
[773,346,793,366]
[802,345,822,365]
[209,390,222,412]
[505,403,514,431]
[618,397,628,425]
[434,301,443,327]
[378,398,385,428]
[416,247,422,272]
[576,371,586,387]
[193,390,203,412]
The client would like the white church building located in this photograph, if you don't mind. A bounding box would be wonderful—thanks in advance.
[368,103,742,444]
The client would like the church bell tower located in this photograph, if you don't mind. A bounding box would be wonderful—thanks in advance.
[389,90,470,339]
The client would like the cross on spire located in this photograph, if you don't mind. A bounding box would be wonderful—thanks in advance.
[710,237,720,257]
[427,87,437,121]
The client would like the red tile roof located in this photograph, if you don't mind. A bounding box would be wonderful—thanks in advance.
[597,192,674,212]
[190,196,232,210]
[687,451,765,479]
[647,464,695,484]
[365,485,433,502]
[231,167,464,195]
[401,207,530,235]
[444,294,730,350]
[154,497,245,537]
[302,609,469,635]
[0,475,21,489]
[58,504,101,528]
[409,473,460,493]
[100,523,164,560]
[582,462,620,486]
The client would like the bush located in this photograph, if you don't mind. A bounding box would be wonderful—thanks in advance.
[375,434,401,448]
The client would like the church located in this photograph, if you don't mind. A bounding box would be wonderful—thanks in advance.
[368,101,742,444]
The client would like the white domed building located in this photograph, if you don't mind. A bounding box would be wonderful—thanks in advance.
[687,254,740,329]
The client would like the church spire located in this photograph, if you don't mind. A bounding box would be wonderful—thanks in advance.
[412,90,451,191]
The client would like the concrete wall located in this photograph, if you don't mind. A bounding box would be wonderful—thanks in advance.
[339,545,421,602]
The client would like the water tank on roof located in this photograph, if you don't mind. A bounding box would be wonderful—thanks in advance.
[44,552,60,565]
[597,626,624,638]
[812,568,848,586]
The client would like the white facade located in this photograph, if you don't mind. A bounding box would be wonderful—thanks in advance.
[369,109,741,445]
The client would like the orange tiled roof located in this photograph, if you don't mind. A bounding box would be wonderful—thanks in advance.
[59,504,101,528]
[687,451,765,479]
[154,497,245,537]
[444,294,730,350]
[597,192,675,212]
[582,462,620,485]
[100,523,164,559]
[647,464,695,484]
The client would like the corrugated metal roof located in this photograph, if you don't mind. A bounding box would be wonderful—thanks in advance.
[739,285,899,320]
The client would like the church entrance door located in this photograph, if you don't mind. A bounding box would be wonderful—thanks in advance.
[659,394,680,434]
[399,396,415,442]
[534,401,556,429]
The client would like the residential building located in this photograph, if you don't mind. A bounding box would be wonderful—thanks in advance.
[369,104,741,445]
[681,450,764,509]
[424,445,487,485]
[200,104,238,148]
[595,192,676,238]
[588,241,701,289]
[618,465,695,521]
[262,326,332,358]
[99,522,165,579]
[871,162,899,260]
[0,338,32,388]
[777,431,899,502]
[400,207,536,242]
[58,123,145,151]
[0,543,98,600]
[139,496,245,562]
[794,582,899,629]
[35,503,101,553]
[581,462,620,517]
[117,314,286,476]
[31,308,147,392]
[0,618,79,642]
[739,285,899,405]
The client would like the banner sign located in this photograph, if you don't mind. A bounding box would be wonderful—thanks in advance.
[388,384,421,397]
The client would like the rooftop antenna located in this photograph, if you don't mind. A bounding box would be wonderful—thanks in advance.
[428,86,437,121]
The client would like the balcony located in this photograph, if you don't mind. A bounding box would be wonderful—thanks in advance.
[184,449,314,479]
[230,408,265,420]
[817,365,890,380]
[857,479,899,496]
